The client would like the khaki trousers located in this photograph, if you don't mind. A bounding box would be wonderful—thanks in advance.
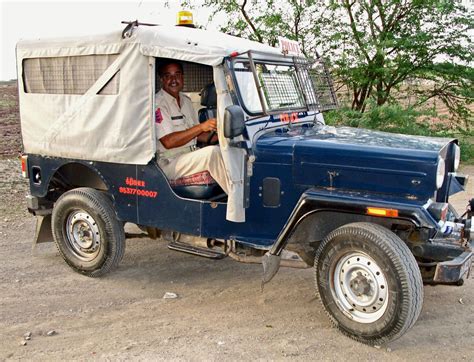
[160,145,229,194]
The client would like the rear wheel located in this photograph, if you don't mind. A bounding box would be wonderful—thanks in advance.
[52,188,125,277]
[314,222,423,345]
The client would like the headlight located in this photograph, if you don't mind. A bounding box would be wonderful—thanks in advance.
[436,156,445,189]
[454,144,461,171]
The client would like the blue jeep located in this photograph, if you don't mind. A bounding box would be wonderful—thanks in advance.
[17,22,472,345]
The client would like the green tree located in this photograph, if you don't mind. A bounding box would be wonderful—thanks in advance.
[198,0,473,128]
[318,0,473,128]
[201,0,320,54]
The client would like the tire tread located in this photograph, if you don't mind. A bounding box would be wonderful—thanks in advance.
[314,222,423,345]
[52,188,125,277]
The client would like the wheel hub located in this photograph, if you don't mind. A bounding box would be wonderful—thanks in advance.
[75,222,93,248]
[350,272,372,297]
[65,211,101,261]
[333,253,388,323]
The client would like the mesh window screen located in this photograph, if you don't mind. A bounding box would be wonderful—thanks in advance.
[259,65,305,111]
[156,60,213,92]
[23,54,119,95]
[294,57,338,111]
[182,62,214,92]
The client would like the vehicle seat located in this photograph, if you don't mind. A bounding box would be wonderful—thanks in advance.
[198,83,217,123]
[169,170,223,199]
[170,83,222,200]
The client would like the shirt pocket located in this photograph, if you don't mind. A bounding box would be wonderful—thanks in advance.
[172,117,186,129]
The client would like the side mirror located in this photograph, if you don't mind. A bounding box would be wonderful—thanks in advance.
[223,105,245,139]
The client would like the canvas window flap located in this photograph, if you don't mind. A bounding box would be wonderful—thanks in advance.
[17,42,123,61]
[214,66,246,223]
[22,54,120,95]
[19,43,154,164]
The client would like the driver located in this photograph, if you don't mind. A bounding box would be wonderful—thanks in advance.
[155,60,229,194]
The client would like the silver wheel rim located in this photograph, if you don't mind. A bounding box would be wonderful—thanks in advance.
[333,252,389,323]
[65,210,101,261]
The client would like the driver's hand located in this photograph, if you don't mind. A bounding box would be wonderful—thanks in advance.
[200,118,217,133]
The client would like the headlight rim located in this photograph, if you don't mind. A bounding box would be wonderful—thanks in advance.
[453,144,461,171]
[436,156,446,189]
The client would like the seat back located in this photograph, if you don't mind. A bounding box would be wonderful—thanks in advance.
[198,83,217,123]
[198,108,217,123]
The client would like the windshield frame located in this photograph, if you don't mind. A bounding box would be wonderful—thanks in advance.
[226,51,337,118]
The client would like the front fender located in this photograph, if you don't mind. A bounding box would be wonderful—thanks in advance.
[269,188,438,256]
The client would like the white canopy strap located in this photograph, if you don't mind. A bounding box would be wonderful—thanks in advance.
[214,65,246,223]
[42,44,131,146]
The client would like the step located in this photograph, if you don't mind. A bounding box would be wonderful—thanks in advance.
[168,241,226,259]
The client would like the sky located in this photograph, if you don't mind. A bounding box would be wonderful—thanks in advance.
[0,0,217,80]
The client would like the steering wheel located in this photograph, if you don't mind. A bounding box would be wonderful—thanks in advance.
[206,130,217,145]
[198,110,218,146]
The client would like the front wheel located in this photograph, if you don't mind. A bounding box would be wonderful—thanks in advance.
[314,222,423,345]
[52,188,125,277]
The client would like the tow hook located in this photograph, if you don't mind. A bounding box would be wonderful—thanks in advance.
[461,198,473,242]
[465,217,473,242]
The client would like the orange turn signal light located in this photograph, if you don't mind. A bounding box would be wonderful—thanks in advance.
[367,207,399,218]
[21,155,28,178]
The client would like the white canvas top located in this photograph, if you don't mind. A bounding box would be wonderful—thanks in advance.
[16,25,283,164]
[16,25,286,222]
[16,25,282,64]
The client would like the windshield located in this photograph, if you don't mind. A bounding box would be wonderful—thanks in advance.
[234,62,305,113]
[231,54,338,116]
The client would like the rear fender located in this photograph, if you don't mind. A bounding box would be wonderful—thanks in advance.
[27,155,109,199]
[26,156,112,247]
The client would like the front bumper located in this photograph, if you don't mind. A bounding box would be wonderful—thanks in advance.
[433,250,472,284]
[423,197,474,284]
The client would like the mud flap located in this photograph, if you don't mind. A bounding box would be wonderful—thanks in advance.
[32,214,53,250]
[261,252,281,290]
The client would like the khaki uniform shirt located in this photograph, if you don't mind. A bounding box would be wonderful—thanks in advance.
[155,89,198,160]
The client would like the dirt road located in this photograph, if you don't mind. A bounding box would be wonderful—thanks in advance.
[1,82,473,359]
[0,159,473,360]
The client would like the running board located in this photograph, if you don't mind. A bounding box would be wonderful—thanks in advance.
[168,241,226,259]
